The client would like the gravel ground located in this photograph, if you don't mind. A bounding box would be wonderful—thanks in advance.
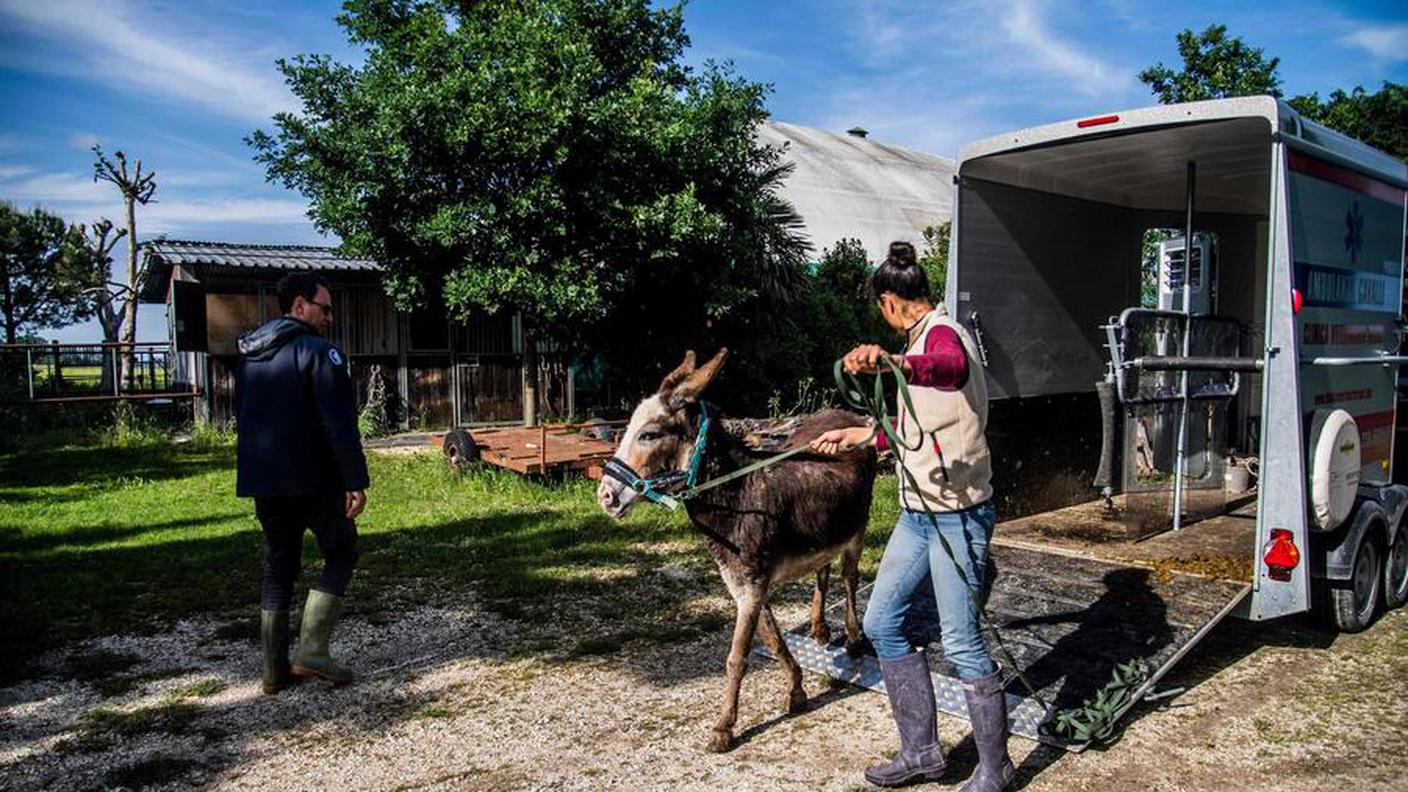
[3,576,1405,792]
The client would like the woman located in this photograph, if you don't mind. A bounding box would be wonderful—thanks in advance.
[811,241,1012,791]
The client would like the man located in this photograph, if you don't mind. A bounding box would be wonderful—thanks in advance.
[236,271,369,694]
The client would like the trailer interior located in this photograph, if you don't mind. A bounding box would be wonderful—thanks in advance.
[776,115,1285,748]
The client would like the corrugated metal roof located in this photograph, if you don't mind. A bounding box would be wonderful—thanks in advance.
[761,121,956,264]
[141,240,380,302]
[145,240,379,272]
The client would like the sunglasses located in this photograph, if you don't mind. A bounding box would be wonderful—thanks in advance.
[307,300,334,315]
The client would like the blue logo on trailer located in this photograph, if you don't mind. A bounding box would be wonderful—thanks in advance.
[1344,201,1364,266]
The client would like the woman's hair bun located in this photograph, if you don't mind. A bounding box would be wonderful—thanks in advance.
[886,241,918,269]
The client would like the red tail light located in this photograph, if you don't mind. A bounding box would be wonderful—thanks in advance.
[1077,115,1120,128]
[1264,528,1300,582]
[1291,288,1303,315]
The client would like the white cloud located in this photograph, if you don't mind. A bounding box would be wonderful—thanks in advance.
[1340,24,1408,62]
[0,167,310,232]
[69,132,101,151]
[3,172,108,204]
[1001,0,1128,95]
[0,0,296,123]
[0,164,35,180]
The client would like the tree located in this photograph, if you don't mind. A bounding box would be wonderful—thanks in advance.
[91,145,156,389]
[1140,27,1405,164]
[1139,24,1281,103]
[0,203,96,344]
[1290,82,1408,163]
[78,218,128,344]
[918,222,950,301]
[249,0,807,422]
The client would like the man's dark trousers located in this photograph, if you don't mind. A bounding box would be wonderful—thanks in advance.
[255,494,359,611]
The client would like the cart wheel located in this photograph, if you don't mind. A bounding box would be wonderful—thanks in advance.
[442,428,479,473]
[1329,527,1382,632]
[1384,525,1408,610]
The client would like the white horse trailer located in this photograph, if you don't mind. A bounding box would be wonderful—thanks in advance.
[949,94,1407,628]
[778,97,1405,747]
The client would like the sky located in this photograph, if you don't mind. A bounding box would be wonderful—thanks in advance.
[1,0,1405,342]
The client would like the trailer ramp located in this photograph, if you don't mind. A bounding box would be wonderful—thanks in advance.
[768,544,1249,749]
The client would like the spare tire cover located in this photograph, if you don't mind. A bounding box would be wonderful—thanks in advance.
[1309,409,1360,531]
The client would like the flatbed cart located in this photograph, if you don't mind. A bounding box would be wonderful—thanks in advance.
[772,96,1408,748]
[435,420,625,478]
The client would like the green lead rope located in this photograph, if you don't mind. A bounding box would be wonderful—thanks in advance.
[667,353,1131,746]
[834,356,1141,747]
[830,358,1050,711]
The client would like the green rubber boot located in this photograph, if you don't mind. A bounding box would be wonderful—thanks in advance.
[261,609,292,694]
[291,590,353,685]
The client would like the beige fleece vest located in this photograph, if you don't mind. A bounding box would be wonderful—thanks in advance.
[893,305,993,512]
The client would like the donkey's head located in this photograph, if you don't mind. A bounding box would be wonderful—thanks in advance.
[596,348,729,518]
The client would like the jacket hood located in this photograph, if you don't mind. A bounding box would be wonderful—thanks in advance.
[237,317,314,360]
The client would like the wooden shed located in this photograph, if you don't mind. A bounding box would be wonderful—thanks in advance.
[139,241,573,429]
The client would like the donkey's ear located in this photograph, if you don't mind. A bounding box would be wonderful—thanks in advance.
[658,350,697,395]
[668,348,728,409]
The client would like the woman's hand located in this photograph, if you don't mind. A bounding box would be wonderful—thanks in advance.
[841,344,911,376]
[809,426,874,455]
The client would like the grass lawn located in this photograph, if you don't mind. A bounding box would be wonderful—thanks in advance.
[0,438,901,681]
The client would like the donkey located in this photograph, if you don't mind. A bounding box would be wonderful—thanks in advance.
[596,348,876,753]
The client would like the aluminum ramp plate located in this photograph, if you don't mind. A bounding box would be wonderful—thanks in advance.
[759,544,1249,749]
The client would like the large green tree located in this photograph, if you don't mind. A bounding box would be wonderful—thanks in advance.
[1290,83,1408,163]
[1141,25,1406,163]
[0,204,96,344]
[250,0,808,418]
[1139,24,1282,103]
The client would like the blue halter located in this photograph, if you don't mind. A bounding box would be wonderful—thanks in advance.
[602,402,711,511]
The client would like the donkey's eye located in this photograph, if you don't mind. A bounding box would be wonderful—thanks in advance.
[637,431,663,443]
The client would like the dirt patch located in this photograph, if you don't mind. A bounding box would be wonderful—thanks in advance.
[1144,554,1256,582]
[2,581,1404,791]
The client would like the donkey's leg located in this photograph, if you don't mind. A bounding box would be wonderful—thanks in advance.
[758,603,807,714]
[809,563,832,646]
[707,582,764,753]
[841,537,866,657]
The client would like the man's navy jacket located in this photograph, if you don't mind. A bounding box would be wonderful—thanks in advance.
[234,317,370,498]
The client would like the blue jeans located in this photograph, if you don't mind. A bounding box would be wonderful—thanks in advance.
[863,502,998,680]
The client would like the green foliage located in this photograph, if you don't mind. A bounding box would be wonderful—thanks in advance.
[0,203,98,344]
[1051,659,1147,746]
[358,363,394,439]
[1140,229,1177,308]
[0,438,903,679]
[250,0,805,354]
[1141,26,1404,164]
[918,222,950,301]
[1290,82,1408,163]
[1139,25,1281,104]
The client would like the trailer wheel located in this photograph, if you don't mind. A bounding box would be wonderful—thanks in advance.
[442,428,479,473]
[1329,528,1382,632]
[1384,525,1408,610]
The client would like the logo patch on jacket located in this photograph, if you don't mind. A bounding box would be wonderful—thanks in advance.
[329,348,344,366]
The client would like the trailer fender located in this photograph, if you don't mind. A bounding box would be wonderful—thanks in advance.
[1322,497,1391,581]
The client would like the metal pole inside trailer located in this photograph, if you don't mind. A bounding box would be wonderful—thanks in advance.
[1172,161,1196,531]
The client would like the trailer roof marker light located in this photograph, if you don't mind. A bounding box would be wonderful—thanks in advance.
[1077,115,1120,128]
[1264,529,1300,582]
[1291,288,1303,315]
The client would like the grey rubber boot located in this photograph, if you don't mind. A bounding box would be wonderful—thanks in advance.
[260,610,292,694]
[291,590,353,685]
[865,651,947,787]
[960,671,1015,792]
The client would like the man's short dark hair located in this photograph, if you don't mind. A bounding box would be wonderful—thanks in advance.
[277,272,332,314]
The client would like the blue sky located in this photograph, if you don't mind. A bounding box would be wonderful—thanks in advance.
[1,0,1405,341]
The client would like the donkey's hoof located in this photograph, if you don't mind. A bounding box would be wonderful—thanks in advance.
[810,623,832,646]
[704,728,734,753]
[844,638,867,658]
[786,688,808,715]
